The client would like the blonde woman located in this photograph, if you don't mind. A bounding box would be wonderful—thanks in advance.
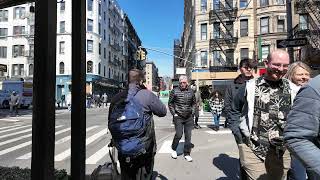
[284,61,312,180]
[284,61,312,86]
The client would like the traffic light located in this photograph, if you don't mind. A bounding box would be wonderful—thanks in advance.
[135,50,141,60]
[140,50,146,60]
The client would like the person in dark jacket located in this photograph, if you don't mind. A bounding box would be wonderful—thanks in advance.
[284,75,320,179]
[168,75,196,162]
[224,58,255,131]
[10,91,20,116]
[108,69,167,180]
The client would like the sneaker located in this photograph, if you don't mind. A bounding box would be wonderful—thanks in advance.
[171,151,177,159]
[184,155,193,162]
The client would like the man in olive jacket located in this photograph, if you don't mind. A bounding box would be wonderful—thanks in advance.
[284,75,320,179]
[168,75,196,162]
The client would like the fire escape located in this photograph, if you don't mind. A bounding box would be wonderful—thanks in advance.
[293,0,320,49]
[209,1,238,66]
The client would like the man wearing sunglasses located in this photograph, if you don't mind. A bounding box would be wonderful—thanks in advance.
[168,75,196,162]
[229,50,299,179]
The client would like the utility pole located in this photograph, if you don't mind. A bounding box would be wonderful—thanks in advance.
[287,0,294,63]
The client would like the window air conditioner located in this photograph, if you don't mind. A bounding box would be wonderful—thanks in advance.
[278,15,286,20]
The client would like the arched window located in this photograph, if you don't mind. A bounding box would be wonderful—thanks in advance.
[98,63,101,75]
[108,68,111,78]
[29,64,33,76]
[121,73,124,81]
[59,62,64,74]
[87,61,93,73]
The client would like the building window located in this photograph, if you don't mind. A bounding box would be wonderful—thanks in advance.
[260,17,269,34]
[13,26,26,35]
[59,41,65,54]
[104,12,106,22]
[226,49,234,65]
[13,7,25,19]
[12,45,25,57]
[104,29,106,40]
[87,19,93,32]
[29,64,33,76]
[225,0,233,9]
[240,19,248,37]
[240,48,249,60]
[87,61,93,73]
[213,22,220,39]
[12,64,24,76]
[99,43,101,55]
[200,51,208,67]
[59,62,64,74]
[87,0,93,11]
[60,1,65,11]
[275,0,284,4]
[212,50,221,65]
[60,21,65,33]
[104,47,106,59]
[201,23,207,40]
[240,0,248,8]
[30,25,34,35]
[98,63,101,74]
[98,23,101,35]
[277,19,285,32]
[225,21,234,38]
[87,40,93,52]
[104,66,106,77]
[201,0,207,13]
[0,28,8,37]
[0,46,7,58]
[108,68,111,78]
[29,44,34,57]
[260,0,269,7]
[0,10,8,22]
[99,3,101,15]
[299,14,308,30]
[261,45,270,59]
[213,0,220,10]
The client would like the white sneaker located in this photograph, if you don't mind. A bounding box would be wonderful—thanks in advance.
[184,155,193,162]
[171,151,177,159]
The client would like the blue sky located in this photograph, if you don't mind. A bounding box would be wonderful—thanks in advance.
[117,0,184,77]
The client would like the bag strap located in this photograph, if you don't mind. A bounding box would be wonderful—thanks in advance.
[108,140,120,175]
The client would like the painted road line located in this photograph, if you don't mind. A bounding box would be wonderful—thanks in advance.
[0,124,22,130]
[158,140,185,154]
[205,130,232,135]
[55,126,99,145]
[85,144,109,165]
[0,119,20,122]
[54,128,108,161]
[0,125,31,134]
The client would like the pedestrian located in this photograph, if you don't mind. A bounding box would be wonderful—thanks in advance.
[284,74,320,180]
[102,93,108,108]
[224,58,255,179]
[9,91,20,116]
[168,75,196,162]
[86,94,92,108]
[209,90,224,131]
[61,94,66,108]
[284,61,312,180]
[229,50,300,180]
[191,84,201,129]
[108,69,167,180]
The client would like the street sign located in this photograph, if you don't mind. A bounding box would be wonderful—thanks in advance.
[0,64,7,72]
[276,38,308,48]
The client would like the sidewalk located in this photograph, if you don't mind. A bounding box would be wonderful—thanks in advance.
[153,127,240,180]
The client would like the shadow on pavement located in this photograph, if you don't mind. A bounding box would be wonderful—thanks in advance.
[212,153,240,180]
[152,171,168,180]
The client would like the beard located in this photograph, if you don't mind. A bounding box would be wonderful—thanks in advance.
[266,67,286,81]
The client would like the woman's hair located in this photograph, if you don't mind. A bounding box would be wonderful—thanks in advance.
[284,61,312,81]
[211,90,223,100]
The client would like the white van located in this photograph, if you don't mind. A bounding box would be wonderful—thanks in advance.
[0,81,33,108]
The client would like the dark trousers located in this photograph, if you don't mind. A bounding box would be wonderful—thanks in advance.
[119,152,154,180]
[171,116,193,155]
[10,105,18,116]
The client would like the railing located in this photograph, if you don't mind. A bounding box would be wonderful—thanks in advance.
[306,0,320,24]
[209,1,237,22]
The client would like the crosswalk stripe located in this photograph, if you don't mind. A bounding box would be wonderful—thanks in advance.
[158,140,184,154]
[0,125,64,139]
[17,126,97,160]
[0,125,65,157]
[0,125,64,147]
[85,144,109,165]
[0,125,31,135]
[54,128,108,161]
[0,124,22,130]
[0,119,20,122]
[55,126,99,145]
[205,130,232,134]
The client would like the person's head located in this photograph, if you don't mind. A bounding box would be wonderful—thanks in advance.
[128,69,144,85]
[179,75,189,90]
[265,49,290,81]
[12,91,16,95]
[239,58,256,77]
[211,90,222,99]
[284,61,312,86]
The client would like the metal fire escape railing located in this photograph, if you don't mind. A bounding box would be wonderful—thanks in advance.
[294,0,320,49]
[209,1,238,66]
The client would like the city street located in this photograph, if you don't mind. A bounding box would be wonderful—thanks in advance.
[0,107,239,179]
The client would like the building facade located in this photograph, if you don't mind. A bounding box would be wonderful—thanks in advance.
[145,61,159,92]
[0,0,143,102]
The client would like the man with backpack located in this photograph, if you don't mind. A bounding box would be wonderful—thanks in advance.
[108,69,167,180]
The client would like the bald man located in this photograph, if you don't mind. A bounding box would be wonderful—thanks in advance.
[229,50,299,179]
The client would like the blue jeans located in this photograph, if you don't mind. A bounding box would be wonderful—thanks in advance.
[212,114,220,127]
[289,156,306,180]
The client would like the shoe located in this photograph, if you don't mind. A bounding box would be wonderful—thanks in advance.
[171,151,177,159]
[194,125,199,129]
[184,155,193,162]
[196,125,201,129]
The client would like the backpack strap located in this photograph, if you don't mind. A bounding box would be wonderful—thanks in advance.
[108,141,120,175]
